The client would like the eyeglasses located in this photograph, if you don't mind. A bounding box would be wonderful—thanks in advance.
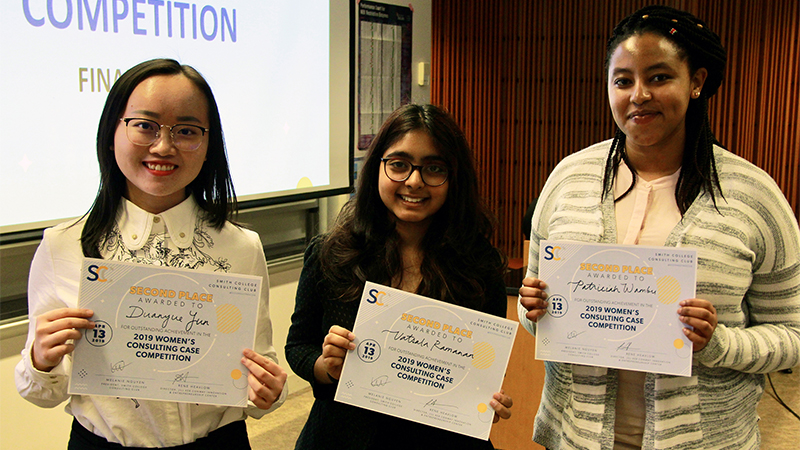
[380,158,449,186]
[120,118,209,152]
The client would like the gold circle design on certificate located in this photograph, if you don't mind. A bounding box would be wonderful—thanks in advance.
[476,402,493,423]
[231,368,248,389]
[216,304,243,334]
[471,342,495,369]
[656,275,681,304]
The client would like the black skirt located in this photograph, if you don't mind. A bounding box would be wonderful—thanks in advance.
[68,418,251,449]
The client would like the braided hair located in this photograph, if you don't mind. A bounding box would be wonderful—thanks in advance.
[602,5,727,214]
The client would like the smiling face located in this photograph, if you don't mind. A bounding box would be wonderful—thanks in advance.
[378,130,449,234]
[113,74,209,214]
[607,32,707,158]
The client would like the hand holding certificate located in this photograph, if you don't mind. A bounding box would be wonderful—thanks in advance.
[69,258,262,407]
[534,241,697,376]
[334,282,518,440]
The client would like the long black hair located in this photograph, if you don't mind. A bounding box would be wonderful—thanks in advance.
[80,58,236,257]
[602,5,727,214]
[320,104,505,309]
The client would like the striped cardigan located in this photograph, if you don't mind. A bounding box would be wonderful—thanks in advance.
[518,140,800,449]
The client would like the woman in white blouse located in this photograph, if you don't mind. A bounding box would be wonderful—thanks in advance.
[16,58,287,449]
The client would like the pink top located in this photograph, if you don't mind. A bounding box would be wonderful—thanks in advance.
[615,160,682,247]
[613,161,681,449]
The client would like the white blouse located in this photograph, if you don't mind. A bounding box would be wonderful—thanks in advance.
[15,196,285,447]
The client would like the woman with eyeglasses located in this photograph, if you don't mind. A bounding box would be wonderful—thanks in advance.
[285,104,513,449]
[15,58,287,448]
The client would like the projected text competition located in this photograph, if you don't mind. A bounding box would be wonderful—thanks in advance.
[22,0,238,42]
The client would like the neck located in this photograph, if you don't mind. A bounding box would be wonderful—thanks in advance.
[393,221,428,292]
[622,117,688,180]
[125,187,189,215]
[394,219,429,250]
[624,142,683,181]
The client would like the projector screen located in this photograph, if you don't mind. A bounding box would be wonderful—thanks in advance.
[0,0,353,237]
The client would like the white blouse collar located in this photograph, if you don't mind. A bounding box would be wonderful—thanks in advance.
[117,196,198,250]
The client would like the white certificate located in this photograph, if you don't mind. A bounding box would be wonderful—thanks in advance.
[334,282,518,440]
[69,258,262,406]
[535,241,697,376]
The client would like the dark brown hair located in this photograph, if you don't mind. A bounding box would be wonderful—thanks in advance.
[320,104,505,309]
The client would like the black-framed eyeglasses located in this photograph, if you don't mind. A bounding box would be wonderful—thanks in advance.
[380,158,449,186]
[121,118,209,152]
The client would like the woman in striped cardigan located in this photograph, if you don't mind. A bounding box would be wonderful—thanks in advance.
[518,5,800,449]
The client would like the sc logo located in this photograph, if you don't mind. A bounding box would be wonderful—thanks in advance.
[86,265,110,282]
[543,245,562,261]
[366,288,386,306]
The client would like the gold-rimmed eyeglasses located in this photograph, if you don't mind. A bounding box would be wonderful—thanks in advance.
[120,118,209,152]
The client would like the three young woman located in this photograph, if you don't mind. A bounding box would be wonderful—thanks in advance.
[16,59,287,448]
[285,104,514,449]
[519,5,800,449]
[18,6,800,450]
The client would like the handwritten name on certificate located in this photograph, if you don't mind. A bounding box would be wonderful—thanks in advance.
[535,241,697,376]
[68,258,261,406]
[334,282,518,440]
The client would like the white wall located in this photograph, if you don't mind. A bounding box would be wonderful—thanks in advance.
[1,325,73,449]
[405,0,434,104]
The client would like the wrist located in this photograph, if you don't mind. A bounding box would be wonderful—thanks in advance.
[30,346,55,373]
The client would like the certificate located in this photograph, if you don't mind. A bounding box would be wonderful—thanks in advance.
[68,258,262,406]
[334,282,518,440]
[535,241,697,376]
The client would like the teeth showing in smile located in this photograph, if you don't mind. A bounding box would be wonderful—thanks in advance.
[630,111,656,119]
[145,162,176,171]
[400,195,424,203]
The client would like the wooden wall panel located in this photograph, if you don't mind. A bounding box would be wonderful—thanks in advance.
[432,0,800,261]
